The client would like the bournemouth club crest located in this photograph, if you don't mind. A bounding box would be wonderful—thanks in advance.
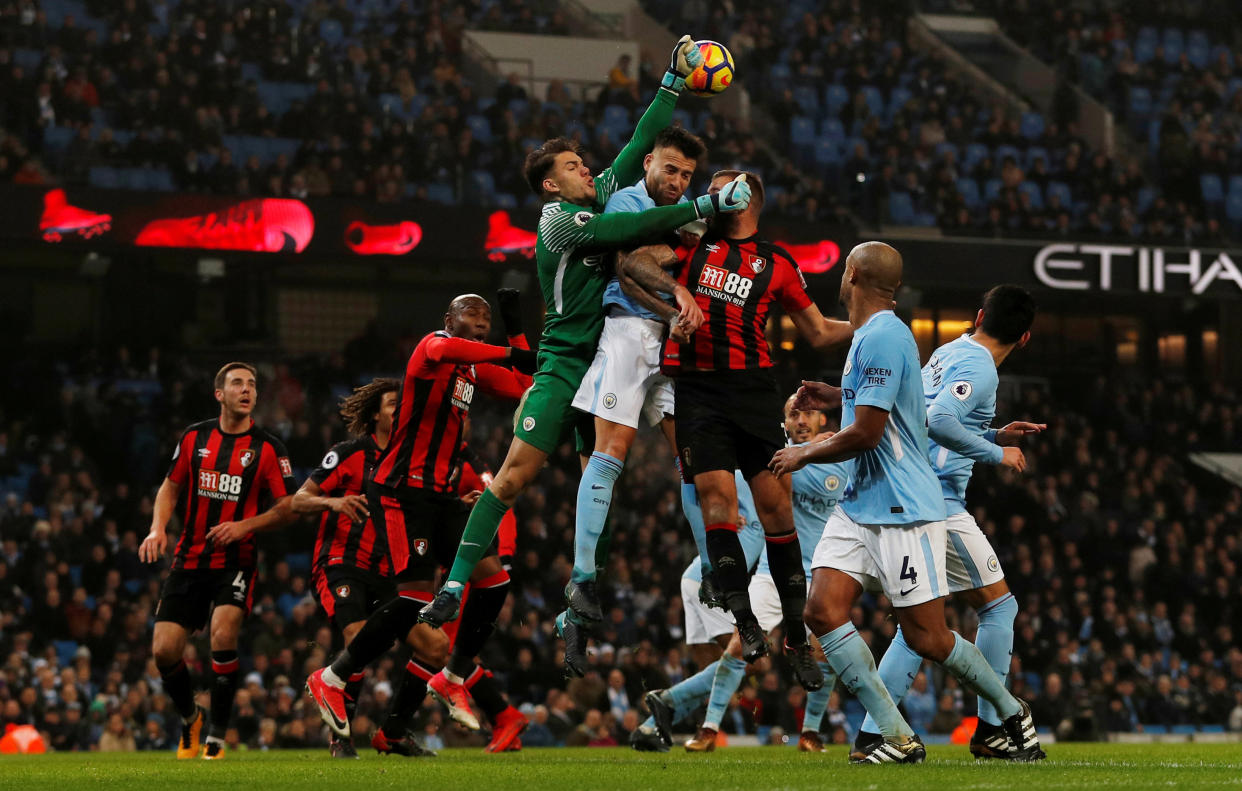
[747,254,766,274]
[238,449,255,468]
[336,584,350,598]
[414,538,429,556]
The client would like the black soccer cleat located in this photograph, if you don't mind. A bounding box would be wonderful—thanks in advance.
[630,726,670,753]
[849,734,926,764]
[329,736,359,759]
[372,728,437,757]
[557,610,589,678]
[418,586,462,628]
[643,689,676,747]
[1000,698,1046,761]
[698,572,726,610]
[850,729,883,761]
[564,579,604,624]
[786,640,824,691]
[969,719,1013,760]
[737,618,770,662]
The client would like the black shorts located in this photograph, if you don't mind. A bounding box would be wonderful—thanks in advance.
[312,565,395,629]
[154,567,257,632]
[368,483,495,583]
[674,369,786,481]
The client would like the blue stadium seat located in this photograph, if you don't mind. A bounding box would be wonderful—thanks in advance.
[148,169,176,192]
[1134,37,1157,64]
[1025,146,1049,169]
[53,640,79,667]
[466,114,493,144]
[1229,174,1242,196]
[43,126,75,151]
[793,85,820,117]
[1186,30,1211,69]
[1020,112,1045,141]
[769,64,791,84]
[964,143,989,171]
[984,178,1003,202]
[1213,45,1234,71]
[886,87,912,120]
[812,138,840,168]
[507,98,531,121]
[318,18,345,47]
[14,47,42,72]
[671,109,692,129]
[1046,181,1072,207]
[844,137,869,159]
[860,85,884,119]
[824,84,850,117]
[956,177,980,209]
[1223,192,1242,223]
[1171,724,1196,735]
[1018,180,1044,209]
[790,116,816,147]
[88,166,120,189]
[935,142,959,162]
[1161,28,1184,63]
[603,104,630,129]
[820,118,845,142]
[467,169,496,203]
[1143,724,1168,734]
[995,144,1021,167]
[888,192,915,224]
[1201,173,1224,205]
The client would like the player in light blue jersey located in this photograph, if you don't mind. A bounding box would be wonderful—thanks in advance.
[630,472,764,752]
[559,128,714,675]
[858,284,1044,759]
[770,242,1044,764]
[673,395,853,753]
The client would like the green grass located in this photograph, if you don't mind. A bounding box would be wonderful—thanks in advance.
[5,744,1242,790]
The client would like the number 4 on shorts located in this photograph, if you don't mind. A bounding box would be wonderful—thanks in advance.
[899,556,918,586]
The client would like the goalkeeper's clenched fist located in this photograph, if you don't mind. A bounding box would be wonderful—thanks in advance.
[662,35,704,92]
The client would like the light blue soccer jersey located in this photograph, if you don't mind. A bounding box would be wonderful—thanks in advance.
[923,334,1003,516]
[839,311,946,525]
[601,179,688,319]
[757,459,851,576]
[684,472,765,583]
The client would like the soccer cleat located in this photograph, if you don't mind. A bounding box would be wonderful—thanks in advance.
[345,220,422,255]
[737,618,770,662]
[786,640,824,691]
[970,720,1014,760]
[850,729,883,760]
[485,706,529,753]
[306,668,351,738]
[418,585,463,627]
[556,610,590,678]
[134,198,314,252]
[564,579,604,624]
[630,727,670,753]
[371,728,437,757]
[202,739,225,760]
[329,736,359,759]
[643,689,676,747]
[684,726,718,752]
[1000,698,1046,761]
[698,572,726,610]
[506,737,522,752]
[428,671,481,730]
[798,730,826,752]
[849,734,926,764]
[176,707,206,759]
[39,188,111,242]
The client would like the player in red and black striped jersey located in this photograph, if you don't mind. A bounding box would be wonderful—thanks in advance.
[307,292,536,744]
[618,170,852,679]
[140,362,298,760]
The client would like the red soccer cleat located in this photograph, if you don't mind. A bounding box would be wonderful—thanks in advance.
[484,210,537,261]
[506,737,521,752]
[306,669,351,738]
[345,220,422,255]
[40,188,112,242]
[135,198,314,252]
[428,671,481,730]
[484,706,529,753]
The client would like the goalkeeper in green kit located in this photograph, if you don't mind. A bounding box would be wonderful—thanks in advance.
[419,35,754,628]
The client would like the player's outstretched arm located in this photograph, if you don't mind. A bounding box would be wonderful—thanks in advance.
[424,335,537,375]
[769,405,888,474]
[789,303,854,350]
[139,477,181,562]
[291,479,369,521]
[617,244,703,339]
[206,495,297,546]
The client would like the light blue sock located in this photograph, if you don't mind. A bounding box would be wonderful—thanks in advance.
[975,593,1018,726]
[679,469,711,575]
[572,452,624,582]
[667,660,719,713]
[943,631,1020,720]
[801,662,835,733]
[860,626,922,735]
[818,623,912,740]
[702,654,746,729]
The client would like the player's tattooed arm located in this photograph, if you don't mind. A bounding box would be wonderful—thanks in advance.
[618,245,704,341]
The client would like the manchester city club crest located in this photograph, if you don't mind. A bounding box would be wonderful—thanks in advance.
[603,393,617,409]
[826,475,840,491]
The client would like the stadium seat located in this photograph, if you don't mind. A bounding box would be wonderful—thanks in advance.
[984,178,1003,202]
[1025,146,1049,169]
[935,142,959,162]
[888,192,915,225]
[507,98,531,121]
[1143,724,1168,734]
[1160,28,1184,64]
[1214,45,1235,71]
[820,118,845,142]
[824,84,850,117]
[53,640,79,667]
[1186,30,1211,68]
[964,143,989,171]
[1020,112,1045,141]
[42,126,75,152]
[467,170,496,204]
[88,166,120,189]
[812,138,840,168]
[1018,180,1044,209]
[886,87,912,120]
[792,86,820,117]
[1128,86,1153,119]
[1228,174,1242,196]
[1225,192,1242,223]
[602,104,630,129]
[1137,186,1156,214]
[494,192,518,209]
[995,144,1021,167]
[1046,181,1072,208]
[671,109,692,129]
[1134,37,1157,64]
[790,116,816,148]
[956,177,980,209]
[466,114,493,144]
[318,19,345,47]
[1201,173,1224,205]
[860,85,884,119]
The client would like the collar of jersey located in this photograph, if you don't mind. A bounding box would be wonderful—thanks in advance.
[860,309,895,330]
[215,417,256,437]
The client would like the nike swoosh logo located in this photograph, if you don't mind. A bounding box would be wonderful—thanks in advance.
[899,586,919,596]
[591,484,606,490]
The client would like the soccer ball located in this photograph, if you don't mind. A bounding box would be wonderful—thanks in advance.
[686,40,735,97]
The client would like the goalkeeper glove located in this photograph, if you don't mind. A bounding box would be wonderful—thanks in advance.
[692,174,751,218]
[496,288,523,336]
[508,347,538,375]
[661,35,703,92]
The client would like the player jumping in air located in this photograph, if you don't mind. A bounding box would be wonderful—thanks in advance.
[419,35,754,629]
[140,363,298,760]
[306,294,535,742]
[852,284,1044,759]
[617,170,851,687]
[769,242,1044,764]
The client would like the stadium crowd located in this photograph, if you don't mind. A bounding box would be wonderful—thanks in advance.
[0,333,1240,752]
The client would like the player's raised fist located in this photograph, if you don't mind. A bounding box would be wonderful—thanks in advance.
[693,175,751,218]
[669,35,703,77]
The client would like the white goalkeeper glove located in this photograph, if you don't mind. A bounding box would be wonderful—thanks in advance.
[662,35,703,92]
[693,174,751,218]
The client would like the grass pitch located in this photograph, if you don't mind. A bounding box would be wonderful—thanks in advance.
[5,743,1241,790]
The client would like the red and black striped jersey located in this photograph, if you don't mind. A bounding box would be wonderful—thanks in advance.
[452,444,517,559]
[373,331,530,495]
[309,435,389,577]
[165,418,296,570]
[661,234,812,374]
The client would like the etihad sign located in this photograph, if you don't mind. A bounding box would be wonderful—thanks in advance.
[1034,243,1242,295]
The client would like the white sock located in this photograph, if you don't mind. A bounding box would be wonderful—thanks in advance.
[443,669,466,685]
[321,666,346,689]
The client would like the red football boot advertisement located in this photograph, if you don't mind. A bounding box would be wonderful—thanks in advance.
[774,239,841,274]
[135,198,314,252]
[39,189,112,242]
[345,220,422,255]
[484,210,537,261]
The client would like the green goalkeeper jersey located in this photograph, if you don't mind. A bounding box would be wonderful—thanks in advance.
[534,86,702,358]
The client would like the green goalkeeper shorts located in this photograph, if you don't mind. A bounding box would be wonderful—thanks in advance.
[513,350,593,454]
